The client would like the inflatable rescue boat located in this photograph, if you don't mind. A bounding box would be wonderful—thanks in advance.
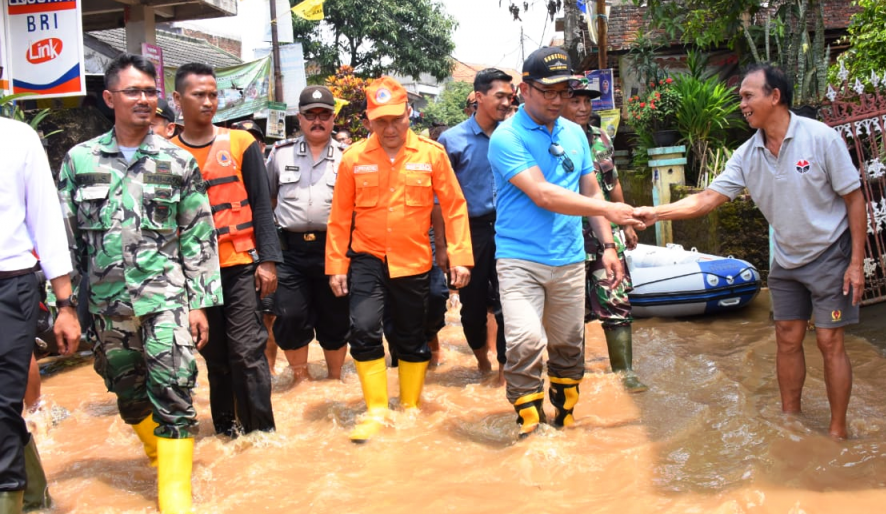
[626,244,762,318]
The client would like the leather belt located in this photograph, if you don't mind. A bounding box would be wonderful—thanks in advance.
[0,263,40,280]
[284,230,325,242]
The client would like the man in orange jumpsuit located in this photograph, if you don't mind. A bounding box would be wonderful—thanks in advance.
[326,76,473,443]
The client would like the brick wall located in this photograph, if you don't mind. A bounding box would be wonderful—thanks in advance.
[607,0,862,52]
[179,28,241,58]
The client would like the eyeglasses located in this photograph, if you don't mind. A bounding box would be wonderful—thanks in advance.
[108,88,161,99]
[302,111,334,121]
[528,82,574,100]
[548,143,575,173]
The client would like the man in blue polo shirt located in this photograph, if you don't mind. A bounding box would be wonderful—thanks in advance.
[437,68,514,383]
[488,47,643,439]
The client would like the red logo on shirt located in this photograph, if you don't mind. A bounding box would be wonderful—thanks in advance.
[795,159,810,174]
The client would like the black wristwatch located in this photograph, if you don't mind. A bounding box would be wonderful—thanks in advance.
[56,296,75,309]
[603,243,617,250]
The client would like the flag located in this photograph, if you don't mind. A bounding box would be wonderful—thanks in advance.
[291,0,324,21]
[334,97,349,116]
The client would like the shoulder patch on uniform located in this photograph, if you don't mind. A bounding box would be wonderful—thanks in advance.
[193,174,208,194]
[342,139,369,156]
[273,138,297,148]
[416,135,445,151]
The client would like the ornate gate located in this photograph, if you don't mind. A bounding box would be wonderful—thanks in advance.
[821,62,886,305]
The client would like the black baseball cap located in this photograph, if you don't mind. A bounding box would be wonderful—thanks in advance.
[299,86,335,112]
[571,78,602,99]
[155,98,176,123]
[232,120,264,141]
[522,47,577,85]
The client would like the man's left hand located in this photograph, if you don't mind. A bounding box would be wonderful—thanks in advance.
[844,262,864,306]
[623,226,639,250]
[189,309,210,350]
[602,248,624,288]
[254,262,278,299]
[449,266,471,289]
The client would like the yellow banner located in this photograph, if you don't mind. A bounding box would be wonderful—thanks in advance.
[291,0,324,20]
[598,109,620,139]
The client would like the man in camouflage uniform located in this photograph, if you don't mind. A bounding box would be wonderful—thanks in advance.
[57,53,222,514]
[562,79,647,393]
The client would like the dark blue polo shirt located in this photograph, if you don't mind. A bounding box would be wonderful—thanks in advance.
[437,115,496,218]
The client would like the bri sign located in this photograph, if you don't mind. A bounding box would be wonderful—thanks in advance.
[3,0,85,97]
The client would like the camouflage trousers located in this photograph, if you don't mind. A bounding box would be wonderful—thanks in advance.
[585,255,633,328]
[92,307,197,439]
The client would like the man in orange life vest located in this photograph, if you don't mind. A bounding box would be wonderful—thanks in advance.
[172,63,282,436]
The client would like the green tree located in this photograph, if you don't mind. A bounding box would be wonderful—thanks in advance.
[292,0,457,81]
[633,0,763,50]
[834,0,886,83]
[421,81,473,127]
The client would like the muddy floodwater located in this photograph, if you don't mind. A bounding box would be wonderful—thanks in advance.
[25,294,886,513]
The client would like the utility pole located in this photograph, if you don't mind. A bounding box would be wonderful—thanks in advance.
[563,0,579,67]
[596,0,608,70]
[520,26,525,65]
[268,0,284,103]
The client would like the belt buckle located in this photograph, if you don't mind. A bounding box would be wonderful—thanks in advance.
[303,233,316,242]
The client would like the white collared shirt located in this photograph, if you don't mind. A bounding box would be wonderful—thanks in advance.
[0,118,73,279]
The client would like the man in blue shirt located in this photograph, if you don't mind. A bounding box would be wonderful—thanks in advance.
[488,47,642,438]
[437,68,513,383]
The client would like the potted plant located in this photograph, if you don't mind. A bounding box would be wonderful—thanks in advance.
[626,76,681,147]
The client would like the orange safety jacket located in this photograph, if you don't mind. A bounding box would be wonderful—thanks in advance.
[202,128,257,268]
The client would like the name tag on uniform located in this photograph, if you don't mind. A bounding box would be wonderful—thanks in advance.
[405,163,432,173]
[285,166,299,172]
[354,165,378,174]
[75,172,112,186]
[144,173,183,187]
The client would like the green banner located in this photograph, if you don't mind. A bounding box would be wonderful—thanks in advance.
[164,56,272,123]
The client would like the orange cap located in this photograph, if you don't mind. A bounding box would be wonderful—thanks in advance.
[365,76,408,120]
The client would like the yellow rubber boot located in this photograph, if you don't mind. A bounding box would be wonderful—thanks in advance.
[514,392,546,439]
[349,358,389,443]
[398,360,429,411]
[157,437,194,514]
[132,416,159,467]
[548,377,581,428]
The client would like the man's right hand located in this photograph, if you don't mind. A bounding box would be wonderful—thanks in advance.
[329,275,348,297]
[605,202,645,229]
[189,309,210,350]
[54,307,81,356]
[633,206,659,227]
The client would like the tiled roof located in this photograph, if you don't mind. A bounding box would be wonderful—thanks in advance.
[451,61,523,85]
[88,28,242,68]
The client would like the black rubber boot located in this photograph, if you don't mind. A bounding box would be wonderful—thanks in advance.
[548,377,581,428]
[22,434,51,511]
[514,392,546,439]
[604,325,648,393]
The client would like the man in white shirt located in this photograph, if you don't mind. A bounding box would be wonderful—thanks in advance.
[0,117,80,511]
